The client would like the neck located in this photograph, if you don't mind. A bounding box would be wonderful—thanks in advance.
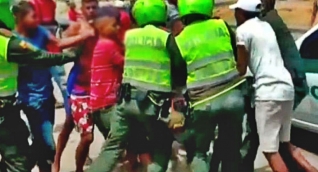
[15,25,35,37]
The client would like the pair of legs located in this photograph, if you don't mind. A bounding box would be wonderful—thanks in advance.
[92,106,152,172]
[0,102,35,172]
[87,96,174,172]
[184,89,245,172]
[256,100,318,172]
[125,119,152,172]
[53,95,93,172]
[22,97,55,172]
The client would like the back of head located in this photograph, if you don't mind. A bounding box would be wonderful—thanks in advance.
[261,0,275,13]
[132,0,167,27]
[94,6,120,27]
[11,1,34,21]
[178,0,214,25]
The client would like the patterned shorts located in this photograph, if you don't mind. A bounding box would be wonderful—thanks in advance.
[70,95,93,133]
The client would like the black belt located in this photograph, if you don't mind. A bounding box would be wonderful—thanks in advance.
[0,95,17,109]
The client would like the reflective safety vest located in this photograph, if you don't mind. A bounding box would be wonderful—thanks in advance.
[123,25,171,92]
[0,35,18,96]
[175,19,239,89]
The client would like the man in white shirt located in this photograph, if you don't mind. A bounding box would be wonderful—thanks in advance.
[230,0,318,171]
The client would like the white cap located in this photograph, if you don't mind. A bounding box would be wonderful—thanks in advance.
[113,1,125,8]
[229,0,262,12]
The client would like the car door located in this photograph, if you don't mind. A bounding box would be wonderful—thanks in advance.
[292,29,318,133]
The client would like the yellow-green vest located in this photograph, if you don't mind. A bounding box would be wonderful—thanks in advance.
[123,25,171,92]
[0,35,18,96]
[175,19,239,89]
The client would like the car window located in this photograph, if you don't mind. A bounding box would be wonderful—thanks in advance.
[299,30,318,73]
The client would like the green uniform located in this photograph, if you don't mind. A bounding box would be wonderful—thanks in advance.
[0,35,17,96]
[0,34,77,172]
[87,25,182,172]
[175,19,245,172]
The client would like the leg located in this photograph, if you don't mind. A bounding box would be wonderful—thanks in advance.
[52,115,74,172]
[211,89,245,172]
[146,117,174,172]
[74,106,94,172]
[255,101,289,172]
[0,105,36,172]
[126,119,152,172]
[75,131,93,172]
[92,107,113,140]
[279,101,318,172]
[37,97,56,172]
[240,96,259,172]
[86,102,131,172]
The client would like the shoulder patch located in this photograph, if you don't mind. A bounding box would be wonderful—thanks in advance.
[19,40,38,52]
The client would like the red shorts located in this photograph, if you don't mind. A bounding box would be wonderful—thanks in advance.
[70,95,93,133]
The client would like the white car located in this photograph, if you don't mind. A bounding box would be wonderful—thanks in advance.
[293,26,318,134]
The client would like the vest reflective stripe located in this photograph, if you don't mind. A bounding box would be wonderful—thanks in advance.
[187,51,233,72]
[188,69,238,89]
[176,19,239,89]
[123,25,171,92]
[0,35,18,96]
[123,78,171,92]
[125,58,170,70]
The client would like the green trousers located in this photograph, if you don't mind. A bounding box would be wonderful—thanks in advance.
[86,97,174,172]
[183,89,245,172]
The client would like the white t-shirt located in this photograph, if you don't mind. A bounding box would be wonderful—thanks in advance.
[236,17,294,101]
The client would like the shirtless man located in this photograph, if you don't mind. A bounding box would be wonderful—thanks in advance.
[52,0,99,171]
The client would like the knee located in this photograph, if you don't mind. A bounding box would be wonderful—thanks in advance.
[59,117,74,135]
[81,132,94,145]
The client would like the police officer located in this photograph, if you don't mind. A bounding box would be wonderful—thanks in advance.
[0,26,79,171]
[174,0,246,171]
[86,0,187,171]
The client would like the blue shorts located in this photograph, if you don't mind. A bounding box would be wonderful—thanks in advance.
[21,96,55,169]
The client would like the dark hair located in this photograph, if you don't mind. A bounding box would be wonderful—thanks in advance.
[262,0,275,13]
[242,11,261,20]
[241,4,262,20]
[81,0,98,4]
[181,13,210,26]
[96,6,121,22]
[11,1,34,19]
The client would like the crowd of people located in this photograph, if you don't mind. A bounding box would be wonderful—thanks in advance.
[0,0,317,171]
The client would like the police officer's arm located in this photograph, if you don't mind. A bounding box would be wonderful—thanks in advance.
[6,36,78,66]
[166,34,187,95]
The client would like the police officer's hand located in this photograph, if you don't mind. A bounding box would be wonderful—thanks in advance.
[0,28,13,37]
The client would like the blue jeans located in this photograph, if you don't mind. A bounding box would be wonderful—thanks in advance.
[22,96,55,170]
[51,65,71,116]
